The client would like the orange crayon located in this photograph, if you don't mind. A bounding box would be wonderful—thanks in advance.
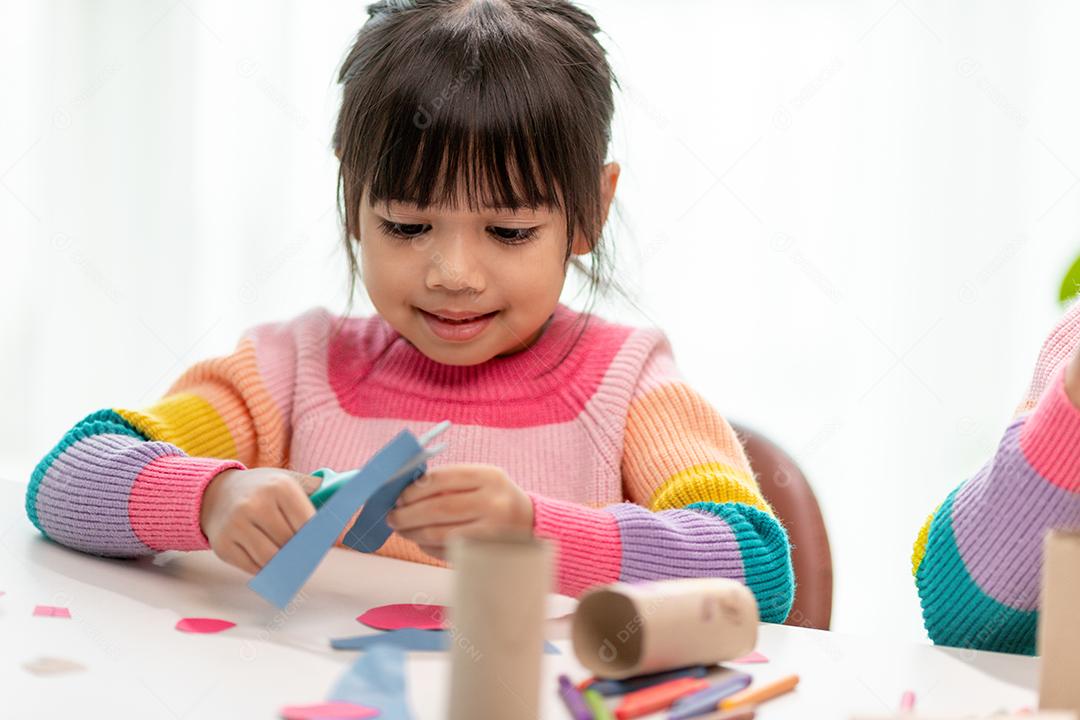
[719,674,799,711]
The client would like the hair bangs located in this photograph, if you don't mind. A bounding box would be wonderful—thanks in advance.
[355,29,582,222]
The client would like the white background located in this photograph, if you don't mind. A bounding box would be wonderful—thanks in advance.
[3,0,1080,645]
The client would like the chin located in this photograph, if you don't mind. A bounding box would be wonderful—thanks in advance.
[419,342,496,366]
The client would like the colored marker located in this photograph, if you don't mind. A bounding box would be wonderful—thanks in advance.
[559,674,594,720]
[682,710,756,720]
[584,688,614,720]
[719,674,799,712]
[668,672,753,720]
[589,665,710,696]
[899,690,916,712]
[615,677,710,720]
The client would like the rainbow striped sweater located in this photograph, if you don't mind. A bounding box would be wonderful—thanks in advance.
[26,304,793,620]
[914,300,1080,654]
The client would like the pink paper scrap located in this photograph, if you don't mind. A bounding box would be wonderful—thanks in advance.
[278,701,378,719]
[731,650,769,664]
[356,603,446,631]
[33,605,71,619]
[175,617,236,634]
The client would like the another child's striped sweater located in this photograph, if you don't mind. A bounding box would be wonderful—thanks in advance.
[26,304,794,620]
[914,300,1080,654]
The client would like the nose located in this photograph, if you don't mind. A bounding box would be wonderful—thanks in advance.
[424,234,485,295]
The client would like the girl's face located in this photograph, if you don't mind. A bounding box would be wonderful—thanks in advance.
[357,164,618,366]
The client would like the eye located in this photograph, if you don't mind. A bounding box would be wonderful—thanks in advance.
[378,219,430,239]
[487,226,539,245]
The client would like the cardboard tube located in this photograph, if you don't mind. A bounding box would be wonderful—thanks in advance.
[446,534,552,720]
[572,578,759,679]
[1039,530,1080,713]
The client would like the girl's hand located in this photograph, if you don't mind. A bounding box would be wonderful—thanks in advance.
[386,463,534,561]
[199,467,321,575]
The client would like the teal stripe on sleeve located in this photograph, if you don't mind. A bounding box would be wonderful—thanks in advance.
[688,501,795,623]
[916,488,1037,655]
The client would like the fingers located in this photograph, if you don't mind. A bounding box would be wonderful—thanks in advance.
[396,517,497,548]
[219,541,261,575]
[397,465,488,506]
[204,468,322,576]
[402,520,494,559]
[252,502,296,547]
[289,470,324,496]
[388,490,481,532]
[236,523,281,569]
[276,484,317,534]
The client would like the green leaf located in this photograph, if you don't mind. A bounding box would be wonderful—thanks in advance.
[1060,253,1080,306]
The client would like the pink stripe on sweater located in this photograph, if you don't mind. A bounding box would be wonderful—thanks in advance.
[529,493,621,597]
[326,305,634,427]
[129,455,244,551]
[1019,366,1080,493]
[1017,299,1080,415]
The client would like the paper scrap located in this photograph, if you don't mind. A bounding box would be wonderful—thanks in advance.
[331,627,560,654]
[175,617,236,634]
[730,650,769,664]
[357,603,446,631]
[248,431,425,608]
[278,701,377,719]
[22,656,85,676]
[330,644,413,720]
[339,465,425,553]
[33,605,71,618]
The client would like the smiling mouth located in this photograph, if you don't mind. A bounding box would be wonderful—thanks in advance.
[421,309,499,323]
[417,307,501,342]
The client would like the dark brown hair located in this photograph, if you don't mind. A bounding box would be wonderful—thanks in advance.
[332,0,618,316]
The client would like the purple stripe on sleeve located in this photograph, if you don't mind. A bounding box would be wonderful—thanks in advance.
[34,434,185,557]
[608,503,745,583]
[952,418,1080,611]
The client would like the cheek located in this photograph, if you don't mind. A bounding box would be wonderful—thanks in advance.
[503,237,568,294]
[359,237,412,298]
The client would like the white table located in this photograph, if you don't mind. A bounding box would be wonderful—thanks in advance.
[0,479,1039,719]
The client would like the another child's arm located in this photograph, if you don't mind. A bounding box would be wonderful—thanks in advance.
[25,317,306,564]
[913,301,1080,654]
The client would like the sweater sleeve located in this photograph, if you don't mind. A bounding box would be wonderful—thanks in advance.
[913,301,1080,654]
[528,338,795,622]
[25,318,300,558]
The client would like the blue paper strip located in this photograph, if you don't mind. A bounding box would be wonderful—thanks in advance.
[248,431,423,608]
[329,644,413,720]
[341,464,426,553]
[330,628,560,654]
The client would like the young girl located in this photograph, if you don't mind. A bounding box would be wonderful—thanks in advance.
[914,300,1080,653]
[25,0,794,622]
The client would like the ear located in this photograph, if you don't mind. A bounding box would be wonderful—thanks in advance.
[571,161,621,256]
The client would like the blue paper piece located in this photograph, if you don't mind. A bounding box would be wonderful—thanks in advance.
[341,464,426,553]
[330,628,561,655]
[248,431,424,608]
[329,644,413,720]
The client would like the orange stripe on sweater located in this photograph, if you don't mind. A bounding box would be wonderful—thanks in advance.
[622,382,767,512]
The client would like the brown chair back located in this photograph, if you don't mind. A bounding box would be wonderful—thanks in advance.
[731,422,833,630]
